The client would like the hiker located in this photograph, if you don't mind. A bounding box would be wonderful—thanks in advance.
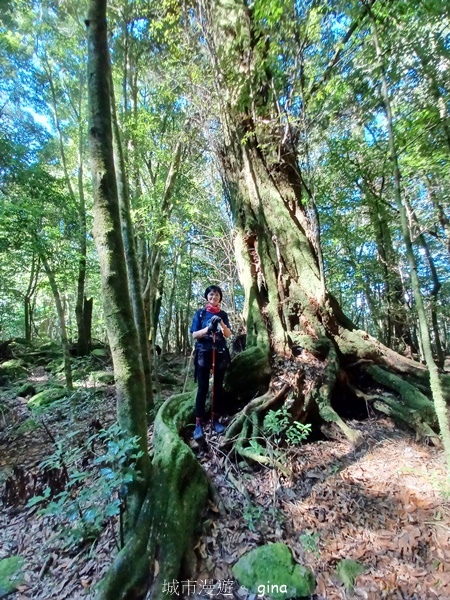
[190,285,231,441]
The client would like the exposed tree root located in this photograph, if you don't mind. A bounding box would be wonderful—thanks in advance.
[224,324,447,455]
[97,392,208,600]
[363,364,440,444]
[307,343,363,445]
[225,384,289,442]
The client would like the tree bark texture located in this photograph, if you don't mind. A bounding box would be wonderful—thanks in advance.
[109,69,154,413]
[87,5,209,599]
[97,393,208,600]
[86,0,150,489]
[199,0,449,450]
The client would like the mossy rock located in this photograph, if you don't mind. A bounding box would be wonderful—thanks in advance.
[232,543,315,599]
[16,383,36,397]
[158,372,180,386]
[38,341,60,352]
[89,370,115,385]
[28,387,66,408]
[91,348,109,358]
[1,359,28,378]
[225,346,271,402]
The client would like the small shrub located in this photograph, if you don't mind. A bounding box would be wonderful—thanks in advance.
[299,531,320,557]
[27,423,144,551]
[263,407,311,446]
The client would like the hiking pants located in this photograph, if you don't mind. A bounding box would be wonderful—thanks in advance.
[195,365,226,420]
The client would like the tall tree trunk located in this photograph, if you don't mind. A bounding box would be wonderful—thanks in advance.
[86,4,208,598]
[86,0,150,506]
[197,0,447,455]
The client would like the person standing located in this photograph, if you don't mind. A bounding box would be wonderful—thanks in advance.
[190,285,231,441]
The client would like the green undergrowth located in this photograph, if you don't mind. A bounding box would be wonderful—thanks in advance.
[27,422,144,552]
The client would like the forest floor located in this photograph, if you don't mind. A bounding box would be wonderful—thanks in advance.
[1,353,450,600]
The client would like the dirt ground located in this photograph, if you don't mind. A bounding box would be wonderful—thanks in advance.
[1,364,450,600]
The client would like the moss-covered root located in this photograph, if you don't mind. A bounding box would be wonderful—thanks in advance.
[365,364,440,443]
[308,347,363,446]
[97,392,209,600]
[224,346,271,403]
[224,384,289,442]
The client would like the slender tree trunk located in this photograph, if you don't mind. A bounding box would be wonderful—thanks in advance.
[403,194,444,366]
[109,68,154,413]
[83,297,93,349]
[75,106,89,355]
[371,14,450,465]
[39,253,73,391]
[45,56,89,356]
[86,0,150,502]
[24,254,40,342]
[142,138,183,344]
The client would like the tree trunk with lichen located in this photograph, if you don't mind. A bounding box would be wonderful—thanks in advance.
[97,393,208,600]
[87,3,208,598]
[199,0,449,457]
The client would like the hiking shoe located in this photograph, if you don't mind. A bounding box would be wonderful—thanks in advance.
[212,420,225,434]
[193,422,204,441]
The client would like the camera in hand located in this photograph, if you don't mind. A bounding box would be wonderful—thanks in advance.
[208,315,221,333]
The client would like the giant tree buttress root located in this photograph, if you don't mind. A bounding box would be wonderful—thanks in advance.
[97,392,208,600]
[224,329,449,460]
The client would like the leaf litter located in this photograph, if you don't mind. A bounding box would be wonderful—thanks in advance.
[1,367,450,599]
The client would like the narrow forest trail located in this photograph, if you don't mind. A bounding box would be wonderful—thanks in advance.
[1,356,450,599]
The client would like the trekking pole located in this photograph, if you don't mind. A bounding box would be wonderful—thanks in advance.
[210,332,216,423]
[182,345,195,393]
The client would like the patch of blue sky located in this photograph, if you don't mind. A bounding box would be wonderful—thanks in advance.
[23,106,53,133]
[110,16,149,44]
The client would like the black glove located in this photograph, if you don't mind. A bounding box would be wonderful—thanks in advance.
[208,315,221,333]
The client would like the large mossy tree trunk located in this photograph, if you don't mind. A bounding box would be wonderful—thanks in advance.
[87,0,149,492]
[199,0,448,451]
[86,3,208,598]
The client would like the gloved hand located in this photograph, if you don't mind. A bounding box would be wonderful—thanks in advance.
[208,315,221,333]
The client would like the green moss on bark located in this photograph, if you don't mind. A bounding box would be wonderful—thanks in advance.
[97,392,208,600]
[225,346,271,402]
[366,364,437,427]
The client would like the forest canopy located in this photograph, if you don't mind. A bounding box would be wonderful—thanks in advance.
[1,0,450,598]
